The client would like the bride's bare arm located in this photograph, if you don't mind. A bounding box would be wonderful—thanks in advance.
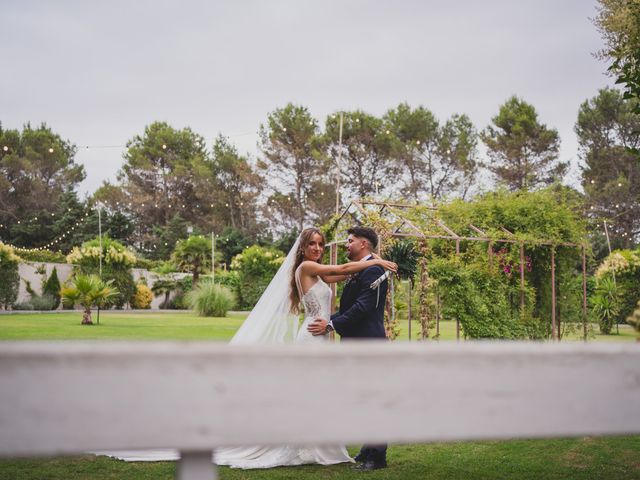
[321,273,349,284]
[302,258,397,279]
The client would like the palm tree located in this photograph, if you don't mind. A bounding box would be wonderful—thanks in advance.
[151,278,178,308]
[172,235,211,286]
[60,274,119,325]
[591,276,620,335]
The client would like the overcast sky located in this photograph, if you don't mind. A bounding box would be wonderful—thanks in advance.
[1,0,613,196]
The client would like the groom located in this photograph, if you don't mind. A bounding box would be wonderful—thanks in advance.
[307,226,388,471]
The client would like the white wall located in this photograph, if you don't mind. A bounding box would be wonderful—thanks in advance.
[16,262,188,310]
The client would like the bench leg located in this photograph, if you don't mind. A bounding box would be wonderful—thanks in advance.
[177,450,216,480]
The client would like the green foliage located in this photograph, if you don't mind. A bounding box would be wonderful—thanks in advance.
[392,187,588,339]
[386,240,419,285]
[591,276,621,334]
[13,294,56,311]
[163,276,193,309]
[216,227,252,266]
[133,257,163,270]
[21,274,58,311]
[595,248,640,324]
[429,257,529,339]
[0,123,85,250]
[15,249,66,263]
[576,87,640,248]
[68,236,137,308]
[211,136,264,237]
[627,299,640,333]
[259,103,332,232]
[213,270,241,300]
[171,235,211,286]
[42,267,61,309]
[185,280,235,317]
[481,96,566,190]
[130,284,153,309]
[231,245,284,309]
[152,261,179,274]
[382,103,480,200]
[594,0,640,115]
[94,122,211,259]
[60,274,119,324]
[151,277,178,309]
[0,242,20,309]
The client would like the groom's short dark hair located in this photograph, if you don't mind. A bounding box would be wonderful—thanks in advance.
[347,226,378,250]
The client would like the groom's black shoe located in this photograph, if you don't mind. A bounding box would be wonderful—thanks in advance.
[353,452,367,463]
[352,460,387,471]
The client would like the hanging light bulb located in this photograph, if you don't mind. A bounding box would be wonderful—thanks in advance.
[48,148,54,153]
[2,146,8,151]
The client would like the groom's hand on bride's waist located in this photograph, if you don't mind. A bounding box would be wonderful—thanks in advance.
[308,318,330,336]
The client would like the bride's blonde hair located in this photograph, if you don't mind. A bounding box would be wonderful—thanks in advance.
[289,227,326,314]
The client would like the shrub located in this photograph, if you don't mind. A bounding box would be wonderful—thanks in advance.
[31,294,57,311]
[152,261,179,275]
[134,258,163,270]
[68,236,137,308]
[164,276,193,309]
[130,284,153,309]
[428,257,529,340]
[12,301,34,310]
[627,300,640,333]
[594,249,640,324]
[16,249,66,263]
[151,278,178,309]
[231,245,284,309]
[591,276,621,334]
[185,281,235,317]
[0,242,20,309]
[213,270,241,301]
[42,267,61,309]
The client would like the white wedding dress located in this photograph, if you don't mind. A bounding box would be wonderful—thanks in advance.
[96,249,353,469]
[213,269,353,468]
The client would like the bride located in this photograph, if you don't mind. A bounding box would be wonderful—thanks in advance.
[97,227,397,469]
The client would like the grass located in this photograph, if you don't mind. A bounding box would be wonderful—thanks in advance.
[1,311,636,342]
[0,311,246,341]
[0,311,637,479]
[396,318,638,342]
[1,438,639,479]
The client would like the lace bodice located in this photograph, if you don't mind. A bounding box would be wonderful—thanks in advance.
[294,266,332,343]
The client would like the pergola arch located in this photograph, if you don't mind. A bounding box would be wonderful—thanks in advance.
[327,201,589,341]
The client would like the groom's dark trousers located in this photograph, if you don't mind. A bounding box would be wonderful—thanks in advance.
[331,261,388,465]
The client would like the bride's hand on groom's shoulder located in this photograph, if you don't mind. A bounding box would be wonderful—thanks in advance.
[377,259,397,273]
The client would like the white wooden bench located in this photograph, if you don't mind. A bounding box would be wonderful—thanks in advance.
[0,342,638,479]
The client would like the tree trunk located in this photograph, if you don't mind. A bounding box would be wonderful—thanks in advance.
[81,308,93,325]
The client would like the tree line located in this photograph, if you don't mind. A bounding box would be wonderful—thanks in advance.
[1,89,638,261]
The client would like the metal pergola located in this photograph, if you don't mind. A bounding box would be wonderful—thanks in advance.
[326,201,589,342]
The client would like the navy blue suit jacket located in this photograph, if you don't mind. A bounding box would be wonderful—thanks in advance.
[331,264,388,339]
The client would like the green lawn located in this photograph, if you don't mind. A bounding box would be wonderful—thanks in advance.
[1,437,638,480]
[0,311,637,479]
[1,310,636,342]
[0,311,245,341]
